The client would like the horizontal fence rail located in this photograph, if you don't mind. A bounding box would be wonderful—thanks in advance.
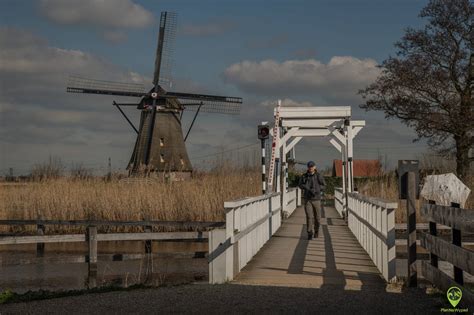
[347,192,397,282]
[209,192,297,283]
[0,231,208,245]
[420,203,474,306]
[0,220,224,228]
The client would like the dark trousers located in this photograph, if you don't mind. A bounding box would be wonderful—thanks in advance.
[304,199,321,234]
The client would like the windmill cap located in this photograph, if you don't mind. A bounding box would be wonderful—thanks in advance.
[307,161,316,167]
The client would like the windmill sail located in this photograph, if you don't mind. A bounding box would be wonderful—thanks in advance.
[182,100,241,115]
[165,91,242,114]
[153,11,177,89]
[67,76,146,97]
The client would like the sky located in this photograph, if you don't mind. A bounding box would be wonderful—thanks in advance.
[0,0,432,175]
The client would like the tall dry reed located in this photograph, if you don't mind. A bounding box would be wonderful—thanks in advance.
[0,167,260,233]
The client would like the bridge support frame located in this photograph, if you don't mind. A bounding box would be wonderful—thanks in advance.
[268,106,365,219]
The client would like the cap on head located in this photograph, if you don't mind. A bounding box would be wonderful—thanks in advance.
[307,161,315,167]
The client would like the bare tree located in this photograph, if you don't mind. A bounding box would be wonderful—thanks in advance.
[360,0,473,180]
[31,155,65,180]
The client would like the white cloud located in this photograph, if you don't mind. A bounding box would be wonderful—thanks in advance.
[39,0,154,29]
[0,27,150,106]
[223,57,381,103]
[0,27,150,172]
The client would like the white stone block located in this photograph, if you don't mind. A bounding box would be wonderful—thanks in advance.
[420,173,471,207]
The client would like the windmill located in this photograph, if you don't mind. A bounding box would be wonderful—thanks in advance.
[67,12,242,178]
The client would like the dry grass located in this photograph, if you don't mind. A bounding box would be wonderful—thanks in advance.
[0,167,260,233]
[358,173,474,223]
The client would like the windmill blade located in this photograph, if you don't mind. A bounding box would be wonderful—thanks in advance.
[165,91,242,104]
[153,11,177,89]
[67,76,147,97]
[181,99,241,115]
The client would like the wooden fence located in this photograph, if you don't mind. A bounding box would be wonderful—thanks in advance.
[419,202,474,306]
[0,220,223,286]
[347,192,397,282]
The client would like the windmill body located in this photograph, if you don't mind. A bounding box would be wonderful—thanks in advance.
[67,12,242,177]
[129,97,192,175]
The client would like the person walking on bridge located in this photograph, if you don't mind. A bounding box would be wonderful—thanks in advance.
[298,161,325,240]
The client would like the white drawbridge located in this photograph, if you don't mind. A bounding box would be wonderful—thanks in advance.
[268,105,365,218]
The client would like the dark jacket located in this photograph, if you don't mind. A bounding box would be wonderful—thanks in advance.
[298,171,326,200]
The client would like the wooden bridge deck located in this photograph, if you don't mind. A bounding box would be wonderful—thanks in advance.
[234,205,387,290]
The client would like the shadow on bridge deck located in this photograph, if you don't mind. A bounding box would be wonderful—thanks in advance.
[234,206,386,290]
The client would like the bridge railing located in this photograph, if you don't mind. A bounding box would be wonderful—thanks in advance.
[283,187,301,218]
[209,192,286,283]
[419,203,474,306]
[347,192,397,282]
[334,187,345,218]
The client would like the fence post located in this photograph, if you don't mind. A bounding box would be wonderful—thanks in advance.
[428,200,438,268]
[406,171,417,287]
[87,225,98,288]
[145,225,152,254]
[208,228,227,284]
[451,202,464,285]
[36,224,45,257]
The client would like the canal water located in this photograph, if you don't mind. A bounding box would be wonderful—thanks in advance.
[0,241,208,293]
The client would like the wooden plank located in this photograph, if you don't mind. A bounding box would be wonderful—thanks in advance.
[97,231,208,242]
[0,219,225,228]
[0,234,85,245]
[419,232,474,275]
[395,239,474,246]
[395,223,451,230]
[421,260,474,307]
[421,204,474,232]
[0,232,208,245]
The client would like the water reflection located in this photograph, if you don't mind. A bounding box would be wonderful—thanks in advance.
[0,241,208,293]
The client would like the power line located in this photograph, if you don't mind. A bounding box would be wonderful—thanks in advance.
[191,143,259,160]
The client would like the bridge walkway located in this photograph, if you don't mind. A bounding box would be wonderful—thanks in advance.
[233,205,386,290]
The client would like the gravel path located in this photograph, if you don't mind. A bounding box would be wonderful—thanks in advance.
[0,283,448,314]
